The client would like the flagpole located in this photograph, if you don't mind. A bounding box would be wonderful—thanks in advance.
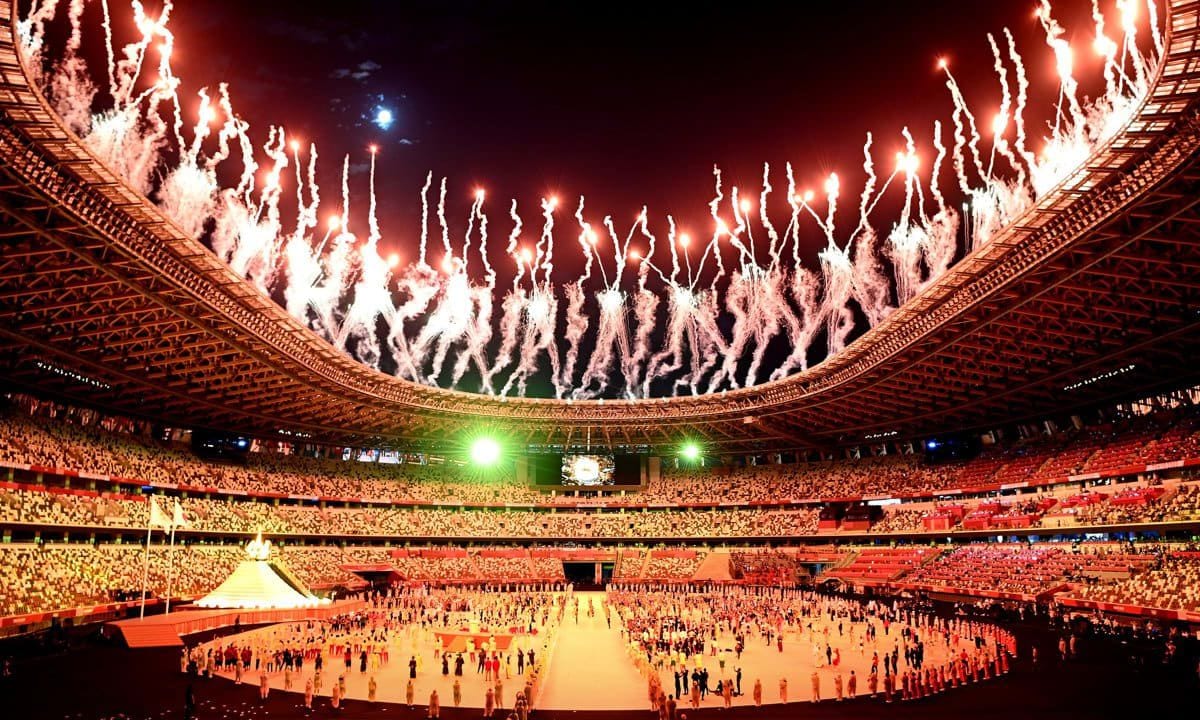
[139,512,152,620]
[165,523,176,614]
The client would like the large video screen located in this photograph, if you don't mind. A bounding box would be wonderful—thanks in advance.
[527,454,564,485]
[527,453,643,486]
[561,454,615,486]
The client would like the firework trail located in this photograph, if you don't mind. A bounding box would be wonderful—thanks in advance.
[156,91,219,240]
[709,268,752,393]
[921,122,959,288]
[560,198,595,390]
[559,280,589,394]
[887,142,925,306]
[335,148,393,368]
[743,267,789,388]
[575,215,637,398]
[771,267,822,379]
[281,139,321,323]
[447,192,497,391]
[418,171,432,268]
[625,210,660,398]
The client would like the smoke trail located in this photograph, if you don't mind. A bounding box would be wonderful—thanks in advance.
[507,200,525,293]
[887,133,923,306]
[448,283,495,392]
[418,171,432,268]
[760,164,781,265]
[477,192,494,286]
[559,281,588,394]
[624,211,659,397]
[1004,29,1037,175]
[45,0,95,135]
[771,267,822,379]
[743,268,788,388]
[942,64,988,184]
[573,197,596,285]
[921,122,958,287]
[644,284,693,397]
[708,271,750,393]
[437,176,451,264]
[484,289,526,393]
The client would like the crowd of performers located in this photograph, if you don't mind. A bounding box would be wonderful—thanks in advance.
[181,583,570,717]
[178,582,1019,716]
[606,584,1016,714]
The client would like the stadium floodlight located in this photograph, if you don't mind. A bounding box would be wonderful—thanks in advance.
[470,436,502,466]
[680,442,701,461]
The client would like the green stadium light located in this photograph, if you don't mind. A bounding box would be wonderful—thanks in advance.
[470,436,502,466]
[680,442,701,461]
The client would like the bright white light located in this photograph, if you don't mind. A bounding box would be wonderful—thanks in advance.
[470,437,502,466]
[825,174,840,196]
[527,295,550,320]
[599,289,623,313]
[374,108,394,130]
[992,113,1008,136]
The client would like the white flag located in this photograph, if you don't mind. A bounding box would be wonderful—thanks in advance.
[149,496,172,530]
[172,499,188,529]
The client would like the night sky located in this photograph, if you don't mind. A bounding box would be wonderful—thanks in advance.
[161,0,1112,263]
[38,1,1133,396]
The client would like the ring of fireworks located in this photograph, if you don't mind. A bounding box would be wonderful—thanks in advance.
[18,0,1163,400]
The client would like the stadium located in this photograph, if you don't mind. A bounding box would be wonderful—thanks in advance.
[0,0,1199,718]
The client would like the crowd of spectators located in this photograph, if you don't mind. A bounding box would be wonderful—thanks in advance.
[387,555,476,582]
[900,544,1159,596]
[0,410,546,504]
[0,544,241,617]
[1061,483,1200,526]
[273,546,365,590]
[0,543,578,617]
[728,550,800,584]
[1,482,825,538]
[7,538,1200,621]
[4,403,1200,515]
[0,486,128,526]
[6,474,1200,542]
[1070,552,1200,612]
[614,549,644,580]
[868,509,927,534]
[642,552,707,581]
[529,556,568,580]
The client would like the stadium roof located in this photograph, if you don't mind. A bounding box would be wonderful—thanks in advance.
[1,1,1200,453]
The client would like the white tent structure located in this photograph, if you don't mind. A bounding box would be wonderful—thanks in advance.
[194,533,330,610]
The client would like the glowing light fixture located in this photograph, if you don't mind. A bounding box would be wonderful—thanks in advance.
[470,436,502,466]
